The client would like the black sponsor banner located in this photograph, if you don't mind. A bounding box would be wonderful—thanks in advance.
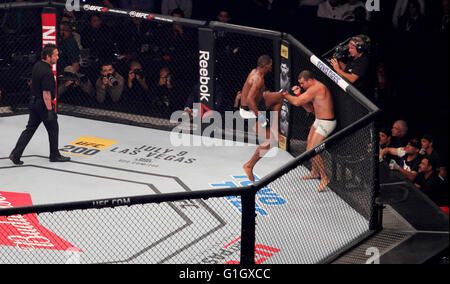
[278,40,292,152]
[198,28,216,133]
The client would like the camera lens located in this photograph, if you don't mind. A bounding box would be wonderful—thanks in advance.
[107,73,119,86]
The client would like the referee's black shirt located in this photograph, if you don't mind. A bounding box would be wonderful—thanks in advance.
[31,60,55,100]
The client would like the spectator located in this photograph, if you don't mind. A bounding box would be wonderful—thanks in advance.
[0,0,39,35]
[379,127,392,151]
[171,8,185,37]
[438,0,449,33]
[80,14,114,62]
[392,0,425,29]
[118,0,157,11]
[215,8,240,56]
[95,62,124,104]
[122,15,154,55]
[414,156,447,206]
[158,8,196,85]
[58,22,80,74]
[330,35,371,97]
[217,8,231,24]
[161,0,192,18]
[317,0,348,21]
[351,5,371,35]
[390,120,409,147]
[341,0,367,22]
[159,8,188,53]
[342,0,373,27]
[420,134,446,178]
[88,0,116,7]
[61,13,83,49]
[149,66,175,113]
[397,0,426,34]
[299,0,323,7]
[380,138,423,181]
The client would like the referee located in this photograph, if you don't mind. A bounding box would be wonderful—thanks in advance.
[9,44,70,165]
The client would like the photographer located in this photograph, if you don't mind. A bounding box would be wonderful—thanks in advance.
[126,60,149,92]
[58,66,94,101]
[125,60,151,111]
[149,66,175,114]
[330,35,371,97]
[95,62,124,104]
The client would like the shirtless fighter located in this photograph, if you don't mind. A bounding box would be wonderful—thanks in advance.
[282,70,336,192]
[240,55,284,182]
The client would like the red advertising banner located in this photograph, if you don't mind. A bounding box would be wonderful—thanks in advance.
[0,191,80,252]
[41,8,58,112]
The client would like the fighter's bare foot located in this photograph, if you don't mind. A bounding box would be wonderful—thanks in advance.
[301,172,320,180]
[317,177,330,192]
[243,163,255,182]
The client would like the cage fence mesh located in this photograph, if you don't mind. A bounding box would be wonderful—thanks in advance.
[0,197,242,264]
[0,6,41,113]
[255,122,376,264]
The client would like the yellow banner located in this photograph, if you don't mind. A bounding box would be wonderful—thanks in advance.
[68,136,118,149]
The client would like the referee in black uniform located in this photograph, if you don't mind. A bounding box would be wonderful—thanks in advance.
[9,44,70,165]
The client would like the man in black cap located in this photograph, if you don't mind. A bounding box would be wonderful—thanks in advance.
[379,138,423,181]
[9,44,71,165]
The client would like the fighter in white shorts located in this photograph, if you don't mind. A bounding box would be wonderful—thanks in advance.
[313,118,337,138]
[282,70,336,191]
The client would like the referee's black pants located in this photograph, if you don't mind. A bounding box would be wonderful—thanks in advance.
[11,97,60,159]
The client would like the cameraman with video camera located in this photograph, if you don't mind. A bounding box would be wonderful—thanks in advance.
[95,62,124,104]
[330,35,371,98]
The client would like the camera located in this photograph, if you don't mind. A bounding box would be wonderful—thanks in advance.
[104,73,119,86]
[133,69,144,78]
[58,72,88,84]
[333,42,350,63]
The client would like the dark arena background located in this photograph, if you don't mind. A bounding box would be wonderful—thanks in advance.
[0,0,448,265]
